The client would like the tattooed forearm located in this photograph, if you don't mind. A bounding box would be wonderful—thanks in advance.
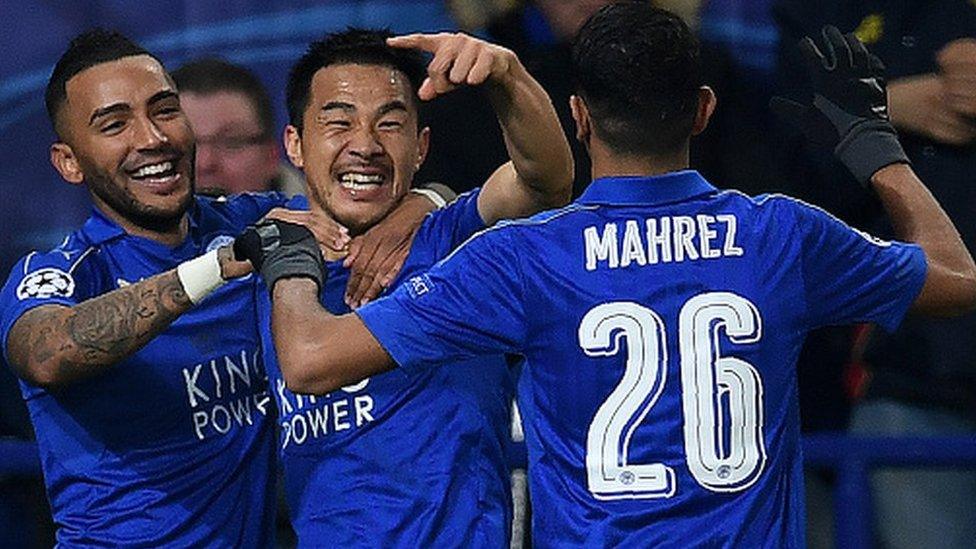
[7,270,193,387]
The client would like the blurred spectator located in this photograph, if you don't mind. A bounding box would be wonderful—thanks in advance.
[773,1,976,547]
[172,58,305,197]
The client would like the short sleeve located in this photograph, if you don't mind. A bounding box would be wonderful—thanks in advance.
[410,189,486,260]
[205,191,290,228]
[787,199,928,332]
[356,224,524,374]
[1,251,94,364]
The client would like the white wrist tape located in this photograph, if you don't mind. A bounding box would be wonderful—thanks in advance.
[176,249,227,305]
[410,187,447,209]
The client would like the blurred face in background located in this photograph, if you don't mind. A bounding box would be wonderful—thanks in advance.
[181,90,279,194]
[285,63,429,234]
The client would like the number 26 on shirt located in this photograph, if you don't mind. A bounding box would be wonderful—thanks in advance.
[579,292,766,500]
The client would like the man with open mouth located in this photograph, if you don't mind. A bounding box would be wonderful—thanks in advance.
[252,28,573,546]
[0,29,446,546]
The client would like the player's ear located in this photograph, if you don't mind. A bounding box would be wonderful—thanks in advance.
[283,125,304,169]
[691,86,717,136]
[416,126,430,171]
[570,95,592,146]
[50,142,84,185]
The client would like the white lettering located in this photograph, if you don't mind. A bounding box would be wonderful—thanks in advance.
[192,411,208,440]
[697,215,720,259]
[308,405,330,437]
[225,351,251,394]
[620,220,647,268]
[673,216,699,262]
[333,400,351,431]
[647,217,672,264]
[210,359,222,399]
[718,214,743,256]
[354,395,375,426]
[281,421,292,450]
[583,214,745,271]
[276,379,294,415]
[183,365,210,408]
[211,404,232,434]
[229,397,254,426]
[342,378,370,393]
[292,414,308,445]
[584,224,619,271]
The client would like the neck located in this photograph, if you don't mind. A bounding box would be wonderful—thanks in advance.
[91,196,189,247]
[101,206,189,247]
[589,142,689,180]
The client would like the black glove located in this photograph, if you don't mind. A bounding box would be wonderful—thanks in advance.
[770,25,909,185]
[234,219,326,296]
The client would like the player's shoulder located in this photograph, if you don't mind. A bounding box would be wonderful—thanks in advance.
[193,191,290,230]
[500,202,596,233]
[457,202,596,251]
[750,191,848,226]
[3,232,99,299]
[713,189,818,223]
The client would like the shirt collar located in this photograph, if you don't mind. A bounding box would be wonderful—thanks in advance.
[80,200,200,246]
[576,170,717,207]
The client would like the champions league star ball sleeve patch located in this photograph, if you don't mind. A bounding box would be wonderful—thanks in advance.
[16,268,75,300]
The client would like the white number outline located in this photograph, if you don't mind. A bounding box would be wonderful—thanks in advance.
[580,293,766,499]
[580,302,675,500]
[680,293,766,492]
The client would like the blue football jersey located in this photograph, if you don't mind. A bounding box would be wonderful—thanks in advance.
[358,171,927,548]
[259,191,515,547]
[0,193,286,547]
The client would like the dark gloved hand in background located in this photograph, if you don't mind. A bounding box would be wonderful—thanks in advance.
[771,25,910,186]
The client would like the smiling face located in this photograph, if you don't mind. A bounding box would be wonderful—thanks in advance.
[284,63,429,234]
[51,55,195,233]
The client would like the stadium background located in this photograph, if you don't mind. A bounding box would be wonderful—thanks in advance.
[2,1,973,548]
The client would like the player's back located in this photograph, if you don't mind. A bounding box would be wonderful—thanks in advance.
[501,172,924,547]
[363,171,925,547]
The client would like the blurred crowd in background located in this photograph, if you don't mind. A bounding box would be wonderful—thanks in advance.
[1,1,974,547]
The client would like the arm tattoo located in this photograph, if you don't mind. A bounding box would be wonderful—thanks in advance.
[8,270,193,386]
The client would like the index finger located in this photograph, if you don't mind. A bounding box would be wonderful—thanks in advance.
[387,33,441,52]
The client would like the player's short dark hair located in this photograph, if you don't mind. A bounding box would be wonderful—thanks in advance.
[286,28,427,133]
[45,29,155,138]
[172,58,275,139]
[573,2,702,156]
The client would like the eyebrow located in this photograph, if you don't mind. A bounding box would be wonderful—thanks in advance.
[378,100,408,116]
[89,103,130,125]
[88,90,178,125]
[147,90,178,106]
[321,101,355,113]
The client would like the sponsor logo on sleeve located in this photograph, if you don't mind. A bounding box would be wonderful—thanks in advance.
[16,268,75,300]
[406,274,434,299]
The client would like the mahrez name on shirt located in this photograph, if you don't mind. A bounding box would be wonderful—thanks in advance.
[584,214,743,271]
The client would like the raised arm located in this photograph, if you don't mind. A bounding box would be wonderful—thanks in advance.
[870,164,976,315]
[6,247,246,388]
[388,33,574,224]
[772,26,976,316]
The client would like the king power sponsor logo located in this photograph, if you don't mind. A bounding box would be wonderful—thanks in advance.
[182,349,271,440]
